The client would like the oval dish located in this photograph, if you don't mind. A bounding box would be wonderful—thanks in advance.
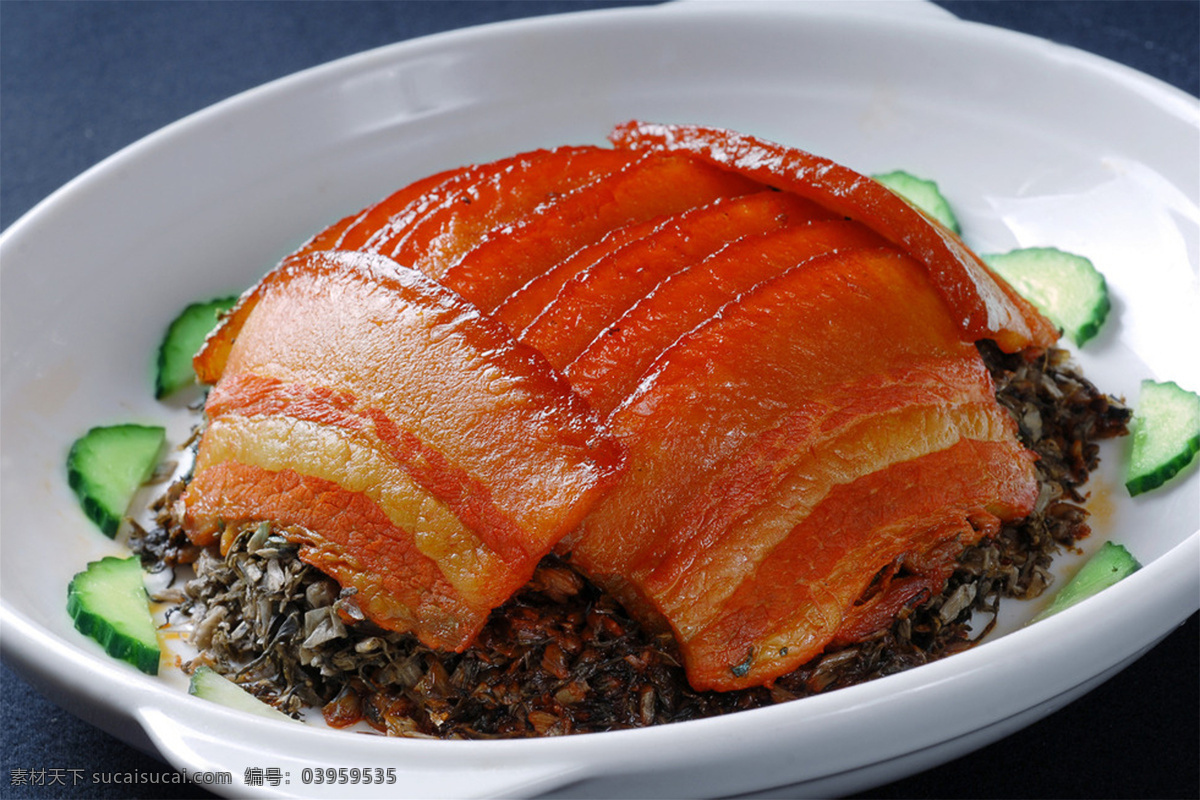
[2,3,1197,798]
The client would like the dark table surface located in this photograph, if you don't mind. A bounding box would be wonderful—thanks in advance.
[2,1,1197,798]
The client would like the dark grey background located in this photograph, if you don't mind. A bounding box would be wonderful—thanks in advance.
[2,2,1197,798]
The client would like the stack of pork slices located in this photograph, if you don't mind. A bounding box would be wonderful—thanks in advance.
[181,121,1060,692]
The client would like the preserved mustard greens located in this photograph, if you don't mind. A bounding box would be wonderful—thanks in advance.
[67,556,161,674]
[188,666,296,721]
[1125,379,1200,496]
[155,296,238,398]
[67,424,166,537]
[982,247,1111,347]
[872,169,962,234]
[1033,541,1140,621]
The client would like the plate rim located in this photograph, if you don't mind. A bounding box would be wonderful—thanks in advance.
[1,2,1197,798]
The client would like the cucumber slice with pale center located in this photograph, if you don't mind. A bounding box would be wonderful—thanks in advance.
[1033,541,1140,622]
[155,295,238,398]
[982,247,1110,347]
[67,556,161,674]
[67,424,166,537]
[189,666,295,721]
[1125,379,1200,496]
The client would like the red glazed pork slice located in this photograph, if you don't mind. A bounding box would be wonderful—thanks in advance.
[185,249,625,651]
[560,247,1037,689]
[513,190,830,369]
[566,219,886,416]
[610,120,1058,352]
[371,146,638,277]
[439,152,764,313]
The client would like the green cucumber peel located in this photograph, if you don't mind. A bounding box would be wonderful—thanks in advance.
[872,170,962,234]
[189,666,296,722]
[67,424,166,537]
[981,247,1110,347]
[67,556,161,674]
[155,295,238,398]
[1033,541,1140,622]
[1125,379,1200,496]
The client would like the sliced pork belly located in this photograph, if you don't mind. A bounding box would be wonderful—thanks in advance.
[185,250,624,650]
[293,145,634,270]
[644,356,1007,608]
[439,152,764,313]
[494,213,682,337]
[684,438,1037,690]
[514,191,828,369]
[190,130,1057,692]
[372,146,637,278]
[293,161,467,257]
[562,247,970,582]
[560,247,1038,688]
[566,220,887,416]
[609,120,1059,352]
[650,385,1032,689]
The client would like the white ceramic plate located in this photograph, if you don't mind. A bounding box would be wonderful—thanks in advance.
[2,2,1197,798]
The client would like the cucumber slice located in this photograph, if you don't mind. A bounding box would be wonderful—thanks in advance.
[155,295,238,398]
[189,666,295,721]
[981,247,1110,346]
[67,556,161,674]
[872,170,961,234]
[67,424,166,537]
[1033,541,1140,622]
[1125,379,1200,496]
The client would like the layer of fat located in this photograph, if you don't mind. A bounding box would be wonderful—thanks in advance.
[196,412,508,608]
[658,399,1017,641]
[219,269,609,550]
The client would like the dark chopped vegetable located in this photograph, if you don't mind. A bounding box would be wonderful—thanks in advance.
[131,342,1129,737]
